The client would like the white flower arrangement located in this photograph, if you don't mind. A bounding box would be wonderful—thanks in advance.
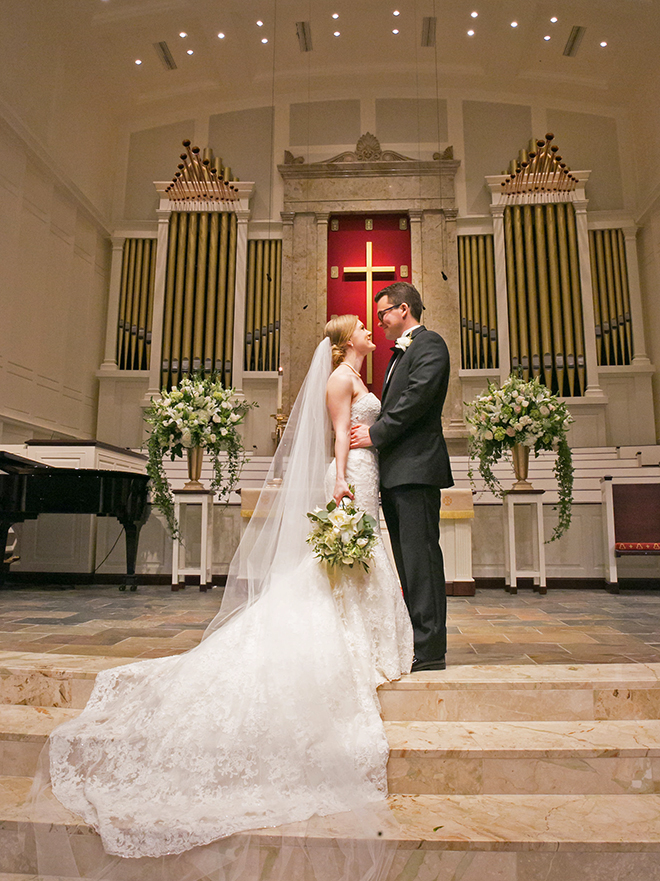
[465,373,574,542]
[395,335,413,351]
[306,488,378,572]
[144,375,255,537]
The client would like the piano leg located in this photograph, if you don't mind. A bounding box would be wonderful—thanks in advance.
[122,522,141,592]
[0,521,12,587]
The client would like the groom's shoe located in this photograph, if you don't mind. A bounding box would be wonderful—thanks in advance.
[411,656,446,672]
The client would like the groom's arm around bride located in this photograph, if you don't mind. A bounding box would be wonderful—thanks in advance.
[351,282,453,672]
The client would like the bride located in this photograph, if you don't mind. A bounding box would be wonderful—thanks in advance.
[42,315,413,871]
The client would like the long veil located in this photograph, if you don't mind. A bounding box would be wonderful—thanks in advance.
[204,336,334,635]
[27,337,402,881]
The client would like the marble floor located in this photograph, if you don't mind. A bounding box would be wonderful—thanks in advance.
[1,585,660,665]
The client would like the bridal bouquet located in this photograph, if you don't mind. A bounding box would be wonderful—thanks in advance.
[465,373,574,541]
[306,490,378,572]
[145,375,254,536]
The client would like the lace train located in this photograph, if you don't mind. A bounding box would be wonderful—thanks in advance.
[48,392,413,859]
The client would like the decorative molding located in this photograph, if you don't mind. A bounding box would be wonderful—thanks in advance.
[279,133,460,180]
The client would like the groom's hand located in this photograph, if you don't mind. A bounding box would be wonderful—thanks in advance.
[350,424,372,449]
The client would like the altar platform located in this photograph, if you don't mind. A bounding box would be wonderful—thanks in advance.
[1,587,660,879]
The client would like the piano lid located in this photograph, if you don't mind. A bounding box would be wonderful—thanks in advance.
[0,450,53,475]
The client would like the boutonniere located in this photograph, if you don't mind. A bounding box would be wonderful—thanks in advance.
[395,335,413,352]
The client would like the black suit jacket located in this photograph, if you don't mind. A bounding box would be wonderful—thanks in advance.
[369,326,453,490]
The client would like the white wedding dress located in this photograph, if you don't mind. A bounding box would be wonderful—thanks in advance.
[47,390,413,861]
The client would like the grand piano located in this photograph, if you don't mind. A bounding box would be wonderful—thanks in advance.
[0,449,149,590]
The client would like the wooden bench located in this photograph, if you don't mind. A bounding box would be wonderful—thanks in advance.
[601,476,660,586]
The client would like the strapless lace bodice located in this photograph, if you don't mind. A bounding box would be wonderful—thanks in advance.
[350,392,380,428]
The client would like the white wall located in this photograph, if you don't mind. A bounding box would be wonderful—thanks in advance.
[0,119,111,442]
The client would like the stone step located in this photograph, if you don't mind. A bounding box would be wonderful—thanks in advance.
[3,705,660,797]
[385,719,660,795]
[2,776,660,880]
[3,653,660,722]
[378,663,660,722]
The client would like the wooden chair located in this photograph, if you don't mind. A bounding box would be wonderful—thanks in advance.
[601,476,660,586]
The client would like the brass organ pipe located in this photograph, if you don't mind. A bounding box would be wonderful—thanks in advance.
[145,239,156,371]
[123,239,138,370]
[566,205,586,392]
[253,240,264,371]
[170,212,188,383]
[129,239,145,369]
[610,229,629,363]
[533,203,554,390]
[512,205,531,380]
[556,203,577,396]
[617,229,634,361]
[180,212,199,375]
[117,240,130,367]
[523,205,542,379]
[192,212,209,371]
[545,204,566,394]
[485,235,498,368]
[245,240,256,370]
[224,213,238,387]
[477,236,489,368]
[602,228,620,363]
[204,213,220,372]
[469,237,481,367]
[458,238,469,368]
[588,232,604,364]
[161,215,179,387]
[214,213,229,376]
[504,208,520,374]
[593,231,611,365]
[273,239,282,372]
[267,242,277,371]
[462,237,474,367]
[136,238,151,370]
[265,242,275,370]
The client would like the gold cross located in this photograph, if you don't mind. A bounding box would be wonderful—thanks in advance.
[343,241,395,383]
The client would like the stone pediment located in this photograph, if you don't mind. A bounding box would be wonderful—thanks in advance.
[280,134,458,179]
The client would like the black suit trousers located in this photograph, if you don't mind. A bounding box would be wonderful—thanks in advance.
[380,484,447,663]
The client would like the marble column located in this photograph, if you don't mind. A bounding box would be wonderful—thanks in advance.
[490,205,511,383]
[574,202,604,397]
[231,209,251,394]
[623,226,651,364]
[99,236,126,372]
[146,208,172,399]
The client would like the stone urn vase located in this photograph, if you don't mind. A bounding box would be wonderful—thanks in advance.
[183,446,204,491]
[511,443,534,492]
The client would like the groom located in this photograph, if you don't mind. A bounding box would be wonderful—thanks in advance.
[351,282,453,671]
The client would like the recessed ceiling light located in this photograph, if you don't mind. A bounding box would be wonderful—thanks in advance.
[510,21,518,28]
[135,59,142,65]
[393,10,400,16]
[467,29,475,36]
[332,13,339,19]
[217,32,225,39]
[600,40,607,47]
[186,49,193,54]
[471,11,478,18]
[179,32,187,38]
[550,17,558,23]
[544,35,551,40]
[256,20,263,26]
[334,30,340,36]
[392,28,399,34]
[261,37,268,43]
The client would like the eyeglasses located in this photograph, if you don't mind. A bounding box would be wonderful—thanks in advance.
[377,304,401,322]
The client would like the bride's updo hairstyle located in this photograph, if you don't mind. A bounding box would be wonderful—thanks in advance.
[325,314,358,369]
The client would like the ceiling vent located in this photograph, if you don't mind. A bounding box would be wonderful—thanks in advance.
[421,17,436,47]
[296,21,313,52]
[563,26,586,57]
[153,41,177,70]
